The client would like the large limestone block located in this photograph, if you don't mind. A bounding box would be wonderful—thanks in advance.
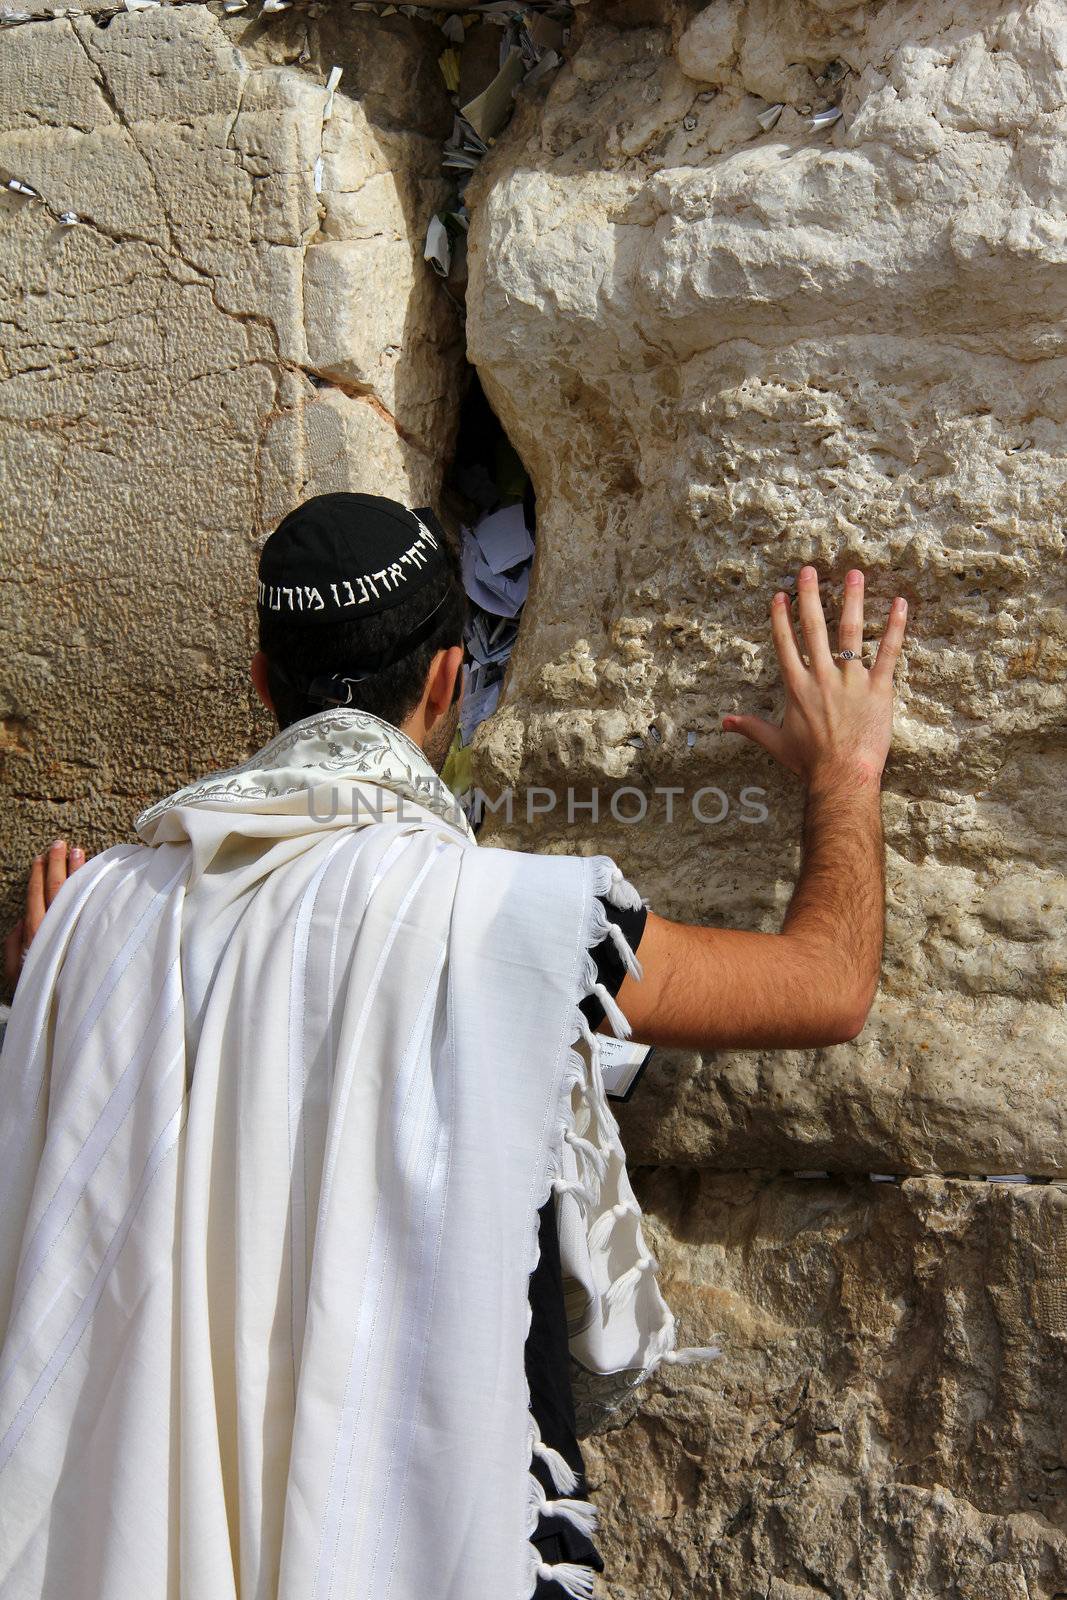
[583,1171,1067,1598]
[466,0,1067,1175]
[0,5,463,918]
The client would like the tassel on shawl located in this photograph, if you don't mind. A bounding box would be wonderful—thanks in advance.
[633,1309,723,1385]
[530,1420,580,1495]
[523,853,697,1600]
[662,1344,722,1365]
[552,1175,597,1214]
[603,1253,656,1312]
[575,1015,600,1056]
[592,858,646,916]
[564,1127,607,1184]
[534,1561,598,1598]
[571,1017,617,1148]
[589,982,630,1040]
[529,1477,599,1539]
[587,1197,640,1253]
[603,917,643,981]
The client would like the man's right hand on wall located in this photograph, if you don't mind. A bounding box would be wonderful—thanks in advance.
[615,567,908,1055]
[722,566,907,789]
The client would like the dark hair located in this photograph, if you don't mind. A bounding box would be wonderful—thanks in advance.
[259,556,467,731]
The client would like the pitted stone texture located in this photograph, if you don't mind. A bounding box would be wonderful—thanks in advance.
[583,1172,1067,1598]
[0,4,463,923]
[466,0,1067,1174]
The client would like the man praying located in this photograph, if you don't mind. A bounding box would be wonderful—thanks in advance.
[0,492,906,1600]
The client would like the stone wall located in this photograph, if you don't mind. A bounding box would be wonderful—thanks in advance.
[0,0,464,906]
[585,1171,1067,1598]
[466,0,1067,1178]
[462,0,1067,1592]
[2,2,1066,1596]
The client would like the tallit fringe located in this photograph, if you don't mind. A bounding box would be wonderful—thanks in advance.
[587,1197,640,1252]
[592,981,631,1040]
[564,1128,608,1184]
[530,1417,580,1495]
[573,1019,616,1145]
[552,1175,597,1214]
[585,885,644,982]
[633,1311,724,1388]
[532,1560,598,1598]
[523,856,715,1597]
[528,1475,599,1539]
[662,1344,723,1365]
[602,1254,656,1311]
[580,946,631,1042]
[604,916,643,979]
[592,859,646,917]
[584,877,723,1388]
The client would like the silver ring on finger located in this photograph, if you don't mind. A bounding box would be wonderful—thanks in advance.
[834,649,860,662]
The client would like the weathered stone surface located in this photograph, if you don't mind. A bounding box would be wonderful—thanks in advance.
[0,3,464,920]
[583,1172,1067,1598]
[466,0,1067,1175]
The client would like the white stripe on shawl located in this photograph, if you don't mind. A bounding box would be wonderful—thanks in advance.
[0,850,132,1181]
[315,843,448,1238]
[313,842,449,1600]
[285,828,429,1407]
[288,833,360,1381]
[52,853,188,1093]
[361,950,454,1597]
[0,1096,185,1472]
[8,960,182,1323]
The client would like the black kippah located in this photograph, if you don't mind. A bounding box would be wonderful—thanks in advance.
[257,493,449,623]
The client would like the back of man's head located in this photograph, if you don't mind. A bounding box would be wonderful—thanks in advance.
[256,493,466,731]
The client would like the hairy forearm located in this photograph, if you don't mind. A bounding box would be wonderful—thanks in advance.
[781,767,885,1035]
[618,773,885,1053]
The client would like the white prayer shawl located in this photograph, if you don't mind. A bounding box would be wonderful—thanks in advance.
[0,710,704,1600]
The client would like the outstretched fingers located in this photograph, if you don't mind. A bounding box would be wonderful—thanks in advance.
[25,855,46,943]
[837,569,865,659]
[769,589,805,690]
[722,713,793,772]
[7,843,89,990]
[872,596,909,686]
[795,566,835,673]
[45,840,68,908]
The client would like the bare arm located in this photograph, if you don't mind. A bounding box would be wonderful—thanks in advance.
[615,567,907,1051]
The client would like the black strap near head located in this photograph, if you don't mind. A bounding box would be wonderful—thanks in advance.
[270,590,453,709]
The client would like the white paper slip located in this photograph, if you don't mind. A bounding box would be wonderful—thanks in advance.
[459,665,502,745]
[469,502,534,575]
[460,47,525,141]
[460,528,529,617]
[597,1037,655,1102]
[423,215,451,277]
